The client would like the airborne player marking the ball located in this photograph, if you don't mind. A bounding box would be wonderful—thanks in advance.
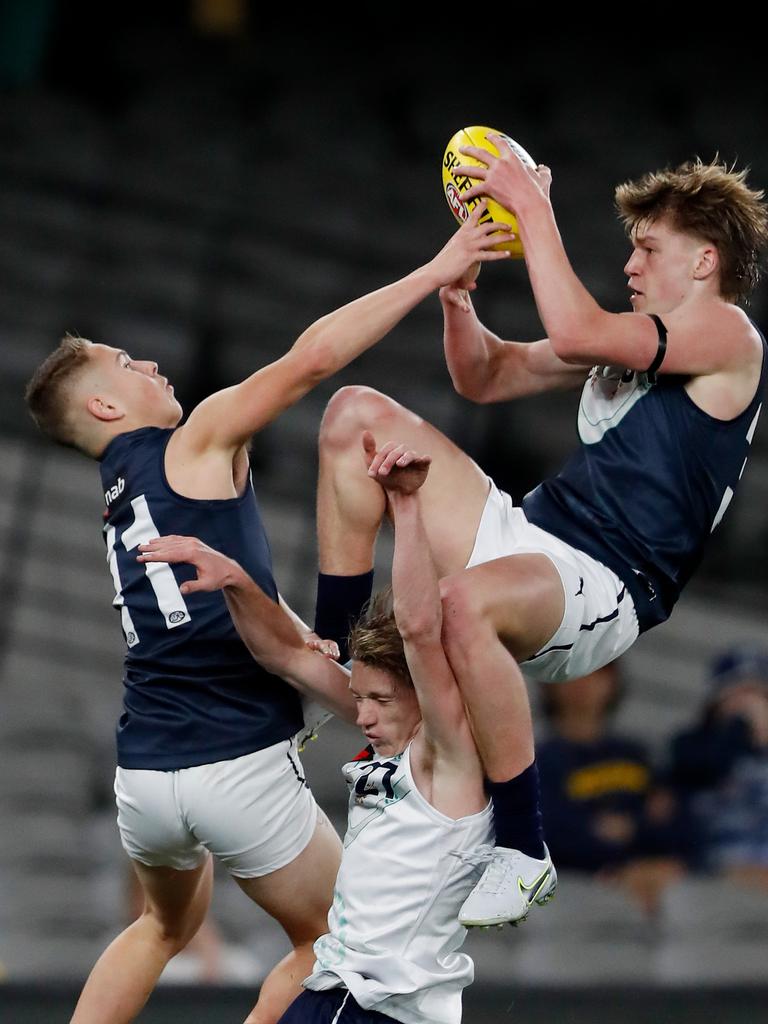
[311,141,768,926]
[23,209,510,1024]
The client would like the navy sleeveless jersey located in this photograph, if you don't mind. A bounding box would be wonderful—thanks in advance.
[523,327,766,633]
[99,427,303,770]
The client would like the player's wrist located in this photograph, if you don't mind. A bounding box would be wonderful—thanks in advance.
[221,558,252,592]
[388,489,421,512]
[417,261,447,294]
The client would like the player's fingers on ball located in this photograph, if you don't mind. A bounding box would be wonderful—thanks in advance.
[479,249,514,261]
[454,163,486,182]
[459,185,487,205]
[481,220,511,235]
[461,201,487,227]
[458,146,491,165]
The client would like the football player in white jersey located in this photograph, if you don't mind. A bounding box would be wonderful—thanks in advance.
[138,433,542,1024]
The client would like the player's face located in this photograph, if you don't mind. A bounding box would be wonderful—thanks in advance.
[349,662,421,758]
[87,343,183,426]
[624,218,713,315]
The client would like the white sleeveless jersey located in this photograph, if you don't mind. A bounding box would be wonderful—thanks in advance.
[306,743,493,1024]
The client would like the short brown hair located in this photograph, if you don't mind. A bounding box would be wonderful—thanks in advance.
[348,589,412,687]
[25,334,93,449]
[615,158,768,302]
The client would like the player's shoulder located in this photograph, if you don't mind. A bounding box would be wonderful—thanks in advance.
[165,415,243,468]
[715,302,763,348]
[679,300,762,359]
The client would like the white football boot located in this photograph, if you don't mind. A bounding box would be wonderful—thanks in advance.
[458,844,557,927]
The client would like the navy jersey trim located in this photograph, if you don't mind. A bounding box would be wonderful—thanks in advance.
[158,429,255,510]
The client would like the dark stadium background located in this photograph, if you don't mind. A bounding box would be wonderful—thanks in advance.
[1,6,766,1022]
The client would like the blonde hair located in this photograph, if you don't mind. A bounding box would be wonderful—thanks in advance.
[615,158,768,302]
[348,589,413,687]
[25,334,94,450]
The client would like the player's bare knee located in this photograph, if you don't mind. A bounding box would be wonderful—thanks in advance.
[319,386,406,454]
[320,386,383,450]
[140,907,197,956]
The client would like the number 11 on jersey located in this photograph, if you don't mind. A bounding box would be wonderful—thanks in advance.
[104,494,191,648]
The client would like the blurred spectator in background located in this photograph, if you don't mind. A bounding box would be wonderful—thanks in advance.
[667,644,768,887]
[537,661,688,912]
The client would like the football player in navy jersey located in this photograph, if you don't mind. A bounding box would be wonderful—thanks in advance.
[23,210,509,1024]
[311,155,768,927]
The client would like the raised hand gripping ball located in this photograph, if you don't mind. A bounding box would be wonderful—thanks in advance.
[442,126,536,256]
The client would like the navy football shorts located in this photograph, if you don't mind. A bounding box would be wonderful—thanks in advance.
[278,989,397,1024]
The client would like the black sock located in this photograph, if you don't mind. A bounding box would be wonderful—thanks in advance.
[314,571,374,664]
[487,761,546,859]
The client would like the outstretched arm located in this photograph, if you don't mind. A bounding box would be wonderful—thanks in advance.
[363,433,478,763]
[137,537,356,724]
[177,204,515,456]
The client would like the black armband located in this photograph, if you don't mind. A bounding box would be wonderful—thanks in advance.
[645,315,668,383]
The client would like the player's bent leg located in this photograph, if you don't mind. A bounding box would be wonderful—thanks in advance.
[440,554,564,780]
[439,555,563,928]
[70,856,213,1024]
[236,809,342,1024]
[317,386,490,577]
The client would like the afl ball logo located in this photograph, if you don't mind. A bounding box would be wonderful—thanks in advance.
[169,610,186,624]
[445,182,469,222]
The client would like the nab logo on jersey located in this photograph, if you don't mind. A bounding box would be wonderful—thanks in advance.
[104,477,125,507]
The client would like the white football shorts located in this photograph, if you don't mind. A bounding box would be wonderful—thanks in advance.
[466,479,639,683]
[114,736,318,877]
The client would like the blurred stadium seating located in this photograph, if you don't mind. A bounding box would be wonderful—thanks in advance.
[1,8,767,1020]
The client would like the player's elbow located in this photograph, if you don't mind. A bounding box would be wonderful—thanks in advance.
[548,331,587,363]
[449,372,491,404]
[549,309,607,364]
[291,319,342,384]
[447,357,502,404]
[264,644,314,690]
[395,601,443,646]
[299,342,336,385]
